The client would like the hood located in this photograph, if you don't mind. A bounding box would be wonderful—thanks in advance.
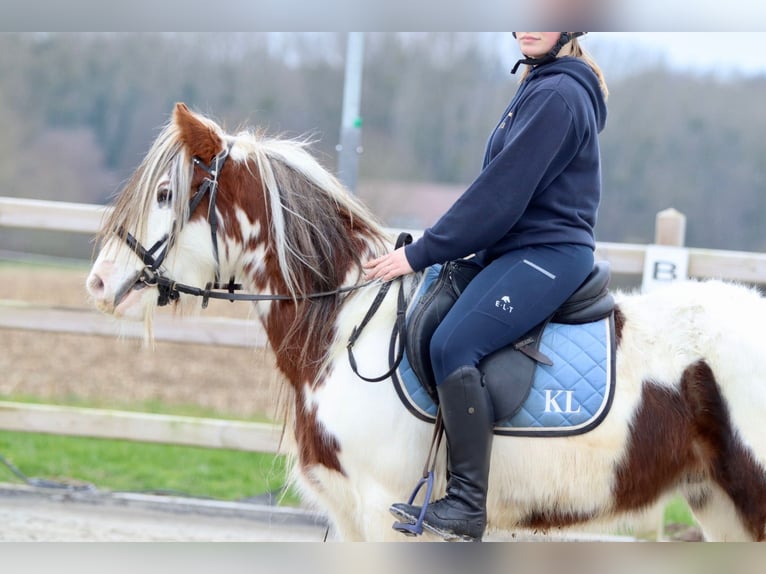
[530,57,607,133]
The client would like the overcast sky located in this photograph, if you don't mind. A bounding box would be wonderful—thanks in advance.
[606,33,766,75]
[3,1,766,34]
[497,33,766,79]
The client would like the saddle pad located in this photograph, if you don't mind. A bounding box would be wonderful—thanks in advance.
[392,269,615,438]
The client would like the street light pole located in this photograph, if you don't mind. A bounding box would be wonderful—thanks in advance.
[336,32,365,194]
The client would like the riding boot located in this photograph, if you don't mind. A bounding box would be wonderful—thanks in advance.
[391,365,494,541]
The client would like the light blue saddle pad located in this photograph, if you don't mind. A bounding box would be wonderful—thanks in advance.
[392,266,616,437]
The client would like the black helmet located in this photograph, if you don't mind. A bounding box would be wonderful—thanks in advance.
[511,32,587,74]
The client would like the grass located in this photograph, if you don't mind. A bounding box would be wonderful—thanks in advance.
[0,430,299,505]
[0,396,289,503]
[664,495,697,526]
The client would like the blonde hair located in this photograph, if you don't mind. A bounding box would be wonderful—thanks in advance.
[519,36,609,100]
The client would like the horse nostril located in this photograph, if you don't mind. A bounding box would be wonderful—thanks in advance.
[87,273,105,296]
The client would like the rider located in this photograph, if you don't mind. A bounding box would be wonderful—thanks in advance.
[365,33,609,541]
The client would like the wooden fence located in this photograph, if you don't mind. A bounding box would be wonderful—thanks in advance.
[2,196,766,452]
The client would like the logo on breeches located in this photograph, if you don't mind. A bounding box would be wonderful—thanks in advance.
[495,295,514,313]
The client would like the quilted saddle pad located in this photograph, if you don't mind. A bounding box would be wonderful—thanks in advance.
[392,279,616,437]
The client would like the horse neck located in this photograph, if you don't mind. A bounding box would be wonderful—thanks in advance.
[228,170,402,475]
[214,149,391,395]
[235,207,386,394]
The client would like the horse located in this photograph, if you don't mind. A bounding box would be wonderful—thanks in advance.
[86,103,766,541]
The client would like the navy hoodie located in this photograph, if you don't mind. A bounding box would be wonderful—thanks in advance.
[404,56,608,271]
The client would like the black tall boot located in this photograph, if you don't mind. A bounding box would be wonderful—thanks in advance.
[391,365,494,541]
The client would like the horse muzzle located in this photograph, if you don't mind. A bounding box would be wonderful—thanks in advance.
[86,263,151,316]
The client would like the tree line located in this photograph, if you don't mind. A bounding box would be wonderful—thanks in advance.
[1,32,764,258]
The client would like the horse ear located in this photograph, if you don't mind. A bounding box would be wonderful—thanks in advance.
[173,102,223,162]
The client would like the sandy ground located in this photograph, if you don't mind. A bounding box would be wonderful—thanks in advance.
[0,263,283,420]
[0,484,329,542]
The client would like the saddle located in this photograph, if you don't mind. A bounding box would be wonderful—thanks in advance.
[405,259,614,422]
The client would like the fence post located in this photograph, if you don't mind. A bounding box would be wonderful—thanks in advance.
[654,208,686,247]
[642,208,689,292]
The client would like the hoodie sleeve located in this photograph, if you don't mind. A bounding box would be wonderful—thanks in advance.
[404,88,578,271]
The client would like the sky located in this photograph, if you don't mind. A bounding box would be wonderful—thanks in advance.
[3,1,766,36]
[1,2,764,77]
[607,33,766,76]
[497,33,766,80]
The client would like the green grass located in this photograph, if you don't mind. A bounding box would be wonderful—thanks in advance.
[0,430,299,505]
[664,495,697,526]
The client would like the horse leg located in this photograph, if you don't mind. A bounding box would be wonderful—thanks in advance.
[681,481,760,541]
[356,485,438,541]
[682,361,766,541]
[690,472,766,541]
[291,466,367,541]
[293,468,436,541]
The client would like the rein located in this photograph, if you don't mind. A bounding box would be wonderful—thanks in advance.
[346,232,412,383]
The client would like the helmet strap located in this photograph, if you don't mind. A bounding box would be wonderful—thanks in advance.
[511,32,585,75]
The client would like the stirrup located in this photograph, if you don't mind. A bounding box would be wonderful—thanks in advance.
[391,470,435,536]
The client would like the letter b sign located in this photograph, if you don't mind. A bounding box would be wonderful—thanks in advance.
[642,245,689,293]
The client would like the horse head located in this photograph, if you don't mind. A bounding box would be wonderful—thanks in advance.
[87,102,390,378]
[86,103,236,319]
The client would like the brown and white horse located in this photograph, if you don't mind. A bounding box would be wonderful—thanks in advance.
[87,103,766,541]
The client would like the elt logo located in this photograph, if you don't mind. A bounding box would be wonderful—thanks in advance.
[495,295,513,313]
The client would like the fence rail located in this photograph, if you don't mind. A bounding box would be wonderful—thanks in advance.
[3,196,766,451]
[0,401,281,453]
[0,196,104,234]
[0,299,262,347]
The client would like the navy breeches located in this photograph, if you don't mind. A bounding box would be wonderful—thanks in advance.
[429,243,594,384]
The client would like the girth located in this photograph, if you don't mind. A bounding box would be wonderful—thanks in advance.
[405,259,614,420]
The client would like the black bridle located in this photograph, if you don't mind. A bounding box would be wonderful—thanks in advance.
[119,145,236,307]
[117,144,381,309]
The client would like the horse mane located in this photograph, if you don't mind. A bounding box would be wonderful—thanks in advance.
[234,131,393,391]
[101,106,390,293]
[233,130,390,300]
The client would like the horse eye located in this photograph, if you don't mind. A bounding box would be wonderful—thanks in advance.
[157,187,173,206]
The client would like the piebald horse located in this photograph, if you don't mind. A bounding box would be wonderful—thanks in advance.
[87,103,766,541]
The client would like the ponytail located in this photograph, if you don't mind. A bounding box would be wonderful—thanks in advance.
[518,37,609,100]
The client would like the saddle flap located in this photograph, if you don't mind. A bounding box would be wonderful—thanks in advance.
[405,259,482,401]
[479,320,549,422]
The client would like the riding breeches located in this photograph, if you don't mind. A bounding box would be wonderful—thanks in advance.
[429,243,594,384]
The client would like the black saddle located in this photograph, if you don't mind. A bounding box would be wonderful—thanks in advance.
[405,259,614,421]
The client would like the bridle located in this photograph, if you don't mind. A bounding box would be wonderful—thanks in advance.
[116,143,409,384]
[119,144,236,307]
[117,144,377,308]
